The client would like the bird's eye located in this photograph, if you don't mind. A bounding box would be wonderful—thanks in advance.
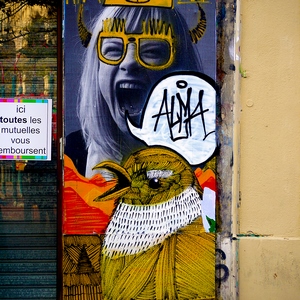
[149,177,161,189]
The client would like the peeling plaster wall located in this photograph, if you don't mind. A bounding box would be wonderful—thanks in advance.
[215,0,239,298]
[239,0,300,298]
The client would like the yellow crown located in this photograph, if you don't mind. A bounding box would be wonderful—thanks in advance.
[103,0,173,8]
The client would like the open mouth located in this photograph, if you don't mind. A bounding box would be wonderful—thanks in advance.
[116,82,148,123]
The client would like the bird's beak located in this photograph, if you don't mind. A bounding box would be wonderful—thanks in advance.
[92,161,131,202]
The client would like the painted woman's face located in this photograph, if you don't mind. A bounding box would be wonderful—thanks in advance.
[98,19,175,133]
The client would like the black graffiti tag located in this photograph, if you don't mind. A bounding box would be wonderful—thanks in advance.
[152,80,214,141]
[215,248,230,283]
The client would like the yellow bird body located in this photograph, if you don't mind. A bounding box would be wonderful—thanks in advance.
[93,147,215,300]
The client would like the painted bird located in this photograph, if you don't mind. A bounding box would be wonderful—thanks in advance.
[93,147,215,300]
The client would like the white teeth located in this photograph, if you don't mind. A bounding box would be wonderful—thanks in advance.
[119,82,142,89]
[121,106,142,116]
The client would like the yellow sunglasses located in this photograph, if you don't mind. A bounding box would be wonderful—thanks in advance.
[97,18,175,70]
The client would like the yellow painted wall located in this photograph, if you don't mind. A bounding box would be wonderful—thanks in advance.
[239,0,300,298]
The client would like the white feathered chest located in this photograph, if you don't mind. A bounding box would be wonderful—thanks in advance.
[103,186,202,257]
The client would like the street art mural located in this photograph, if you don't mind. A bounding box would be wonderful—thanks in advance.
[63,0,217,299]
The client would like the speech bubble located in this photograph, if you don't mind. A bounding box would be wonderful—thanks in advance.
[127,72,217,165]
